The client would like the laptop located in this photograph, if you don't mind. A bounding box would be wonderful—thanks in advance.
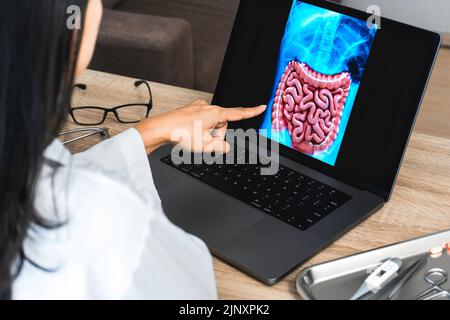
[149,0,441,284]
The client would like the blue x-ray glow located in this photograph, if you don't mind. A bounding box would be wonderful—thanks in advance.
[260,1,377,166]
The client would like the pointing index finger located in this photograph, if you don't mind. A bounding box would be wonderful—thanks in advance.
[223,105,267,122]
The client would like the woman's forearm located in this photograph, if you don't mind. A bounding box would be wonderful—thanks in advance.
[134,116,171,154]
[134,100,266,155]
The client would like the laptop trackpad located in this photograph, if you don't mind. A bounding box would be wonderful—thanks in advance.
[158,176,265,247]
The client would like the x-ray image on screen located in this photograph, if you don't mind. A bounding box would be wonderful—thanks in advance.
[260,1,377,166]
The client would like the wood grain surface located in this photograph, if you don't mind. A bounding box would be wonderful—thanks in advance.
[414,48,450,139]
[65,48,450,300]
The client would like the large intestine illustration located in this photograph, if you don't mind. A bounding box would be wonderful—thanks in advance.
[272,60,351,155]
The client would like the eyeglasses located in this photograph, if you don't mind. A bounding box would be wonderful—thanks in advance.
[70,80,153,126]
[59,127,110,145]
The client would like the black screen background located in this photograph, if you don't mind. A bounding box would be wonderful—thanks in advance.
[212,0,441,200]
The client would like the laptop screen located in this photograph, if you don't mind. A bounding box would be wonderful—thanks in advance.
[213,0,441,200]
[260,1,377,166]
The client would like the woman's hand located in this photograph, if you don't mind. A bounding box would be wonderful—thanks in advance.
[134,100,266,154]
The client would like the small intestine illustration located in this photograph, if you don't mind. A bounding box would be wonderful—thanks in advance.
[261,1,377,166]
[272,60,351,155]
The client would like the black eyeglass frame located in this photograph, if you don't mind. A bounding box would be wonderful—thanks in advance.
[70,80,153,126]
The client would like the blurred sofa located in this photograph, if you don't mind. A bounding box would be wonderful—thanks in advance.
[91,0,240,92]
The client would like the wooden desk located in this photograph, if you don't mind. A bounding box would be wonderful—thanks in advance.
[415,48,450,140]
[67,49,450,299]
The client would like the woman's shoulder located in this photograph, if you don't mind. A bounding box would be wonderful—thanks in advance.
[17,159,156,299]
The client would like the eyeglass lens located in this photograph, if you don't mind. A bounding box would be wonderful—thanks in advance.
[72,108,106,125]
[115,105,149,123]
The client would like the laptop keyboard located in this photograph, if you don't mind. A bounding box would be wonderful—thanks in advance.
[161,154,351,231]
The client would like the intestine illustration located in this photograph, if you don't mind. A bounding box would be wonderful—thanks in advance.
[266,3,377,162]
[271,61,351,154]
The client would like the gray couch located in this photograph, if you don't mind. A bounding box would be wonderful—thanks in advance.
[91,0,240,92]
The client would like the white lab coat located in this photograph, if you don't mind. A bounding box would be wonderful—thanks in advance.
[12,128,217,300]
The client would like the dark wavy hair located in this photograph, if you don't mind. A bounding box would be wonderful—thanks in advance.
[0,0,87,299]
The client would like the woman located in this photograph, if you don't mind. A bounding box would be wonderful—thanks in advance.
[0,0,265,299]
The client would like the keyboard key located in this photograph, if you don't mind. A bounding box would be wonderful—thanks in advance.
[219,175,232,183]
[251,201,262,208]
[312,212,323,218]
[181,164,194,173]
[189,170,205,178]
[203,166,213,173]
[211,170,223,178]
[162,156,171,164]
